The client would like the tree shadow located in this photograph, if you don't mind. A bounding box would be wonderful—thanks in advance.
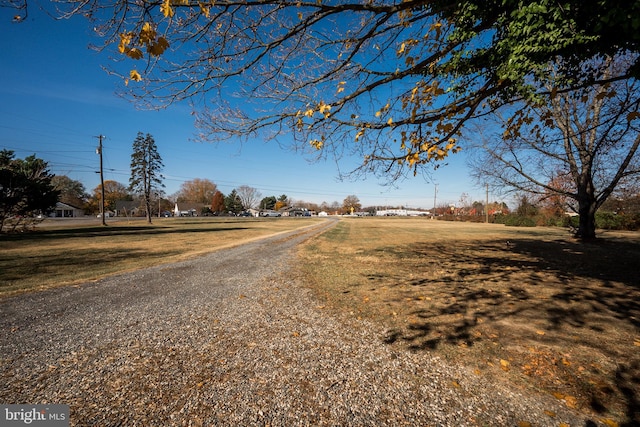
[375,236,640,424]
[0,225,250,241]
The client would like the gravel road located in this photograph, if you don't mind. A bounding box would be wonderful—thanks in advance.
[1,219,595,426]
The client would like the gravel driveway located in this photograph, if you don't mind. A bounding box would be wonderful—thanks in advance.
[1,219,593,426]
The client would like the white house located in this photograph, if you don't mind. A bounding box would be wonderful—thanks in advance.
[50,202,84,218]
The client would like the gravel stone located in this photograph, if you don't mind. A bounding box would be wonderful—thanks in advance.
[1,220,594,426]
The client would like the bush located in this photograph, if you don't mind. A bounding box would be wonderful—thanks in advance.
[503,215,536,227]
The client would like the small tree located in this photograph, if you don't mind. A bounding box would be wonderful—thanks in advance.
[343,195,361,214]
[129,132,165,224]
[224,189,243,215]
[0,150,59,232]
[274,195,289,211]
[211,191,225,214]
[52,175,87,209]
[88,180,131,215]
[260,196,277,210]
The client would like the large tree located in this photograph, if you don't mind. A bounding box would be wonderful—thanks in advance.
[129,132,165,223]
[0,150,59,232]
[175,178,217,204]
[13,0,638,181]
[471,57,640,239]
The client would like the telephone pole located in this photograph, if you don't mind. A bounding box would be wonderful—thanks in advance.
[432,184,438,219]
[96,135,106,226]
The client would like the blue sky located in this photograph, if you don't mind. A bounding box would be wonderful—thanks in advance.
[0,6,493,209]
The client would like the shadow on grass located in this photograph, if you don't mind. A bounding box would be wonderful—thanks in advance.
[375,237,640,425]
[0,247,182,293]
[0,225,250,241]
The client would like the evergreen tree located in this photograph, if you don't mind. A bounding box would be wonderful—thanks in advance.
[0,150,59,232]
[129,132,164,223]
[224,189,243,215]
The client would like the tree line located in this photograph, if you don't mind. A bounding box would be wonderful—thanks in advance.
[1,134,366,231]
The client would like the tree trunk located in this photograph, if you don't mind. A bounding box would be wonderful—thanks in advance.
[575,198,597,240]
[145,197,152,224]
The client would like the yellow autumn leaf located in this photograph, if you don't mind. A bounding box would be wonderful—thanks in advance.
[397,42,406,55]
[309,139,323,150]
[161,0,174,18]
[139,22,156,45]
[129,69,142,82]
[118,32,134,53]
[387,117,393,126]
[500,359,510,371]
[149,37,170,56]
[355,129,365,141]
[601,419,619,427]
[304,108,314,117]
[199,2,211,18]
[430,21,443,40]
[564,395,577,408]
[634,338,640,347]
[126,47,144,60]
[318,102,331,117]
[517,422,532,427]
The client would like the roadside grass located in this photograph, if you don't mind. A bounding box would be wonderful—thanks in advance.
[0,216,320,297]
[297,217,640,426]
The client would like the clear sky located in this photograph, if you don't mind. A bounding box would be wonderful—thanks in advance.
[0,6,495,209]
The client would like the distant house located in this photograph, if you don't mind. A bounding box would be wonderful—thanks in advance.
[51,202,84,218]
[174,203,208,217]
[115,200,141,217]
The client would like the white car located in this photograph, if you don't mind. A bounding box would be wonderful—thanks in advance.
[261,211,281,217]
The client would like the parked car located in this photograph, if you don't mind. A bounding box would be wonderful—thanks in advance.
[261,211,281,217]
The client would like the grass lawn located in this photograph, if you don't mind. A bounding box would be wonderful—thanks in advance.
[0,216,321,297]
[297,217,640,426]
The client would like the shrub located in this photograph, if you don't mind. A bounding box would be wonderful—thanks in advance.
[503,215,536,227]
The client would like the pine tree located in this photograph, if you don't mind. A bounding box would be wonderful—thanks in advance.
[129,132,164,223]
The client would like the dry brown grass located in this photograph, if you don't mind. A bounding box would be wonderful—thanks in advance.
[297,217,640,426]
[0,216,321,297]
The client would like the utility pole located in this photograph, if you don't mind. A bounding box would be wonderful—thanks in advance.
[432,184,438,219]
[96,135,106,226]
